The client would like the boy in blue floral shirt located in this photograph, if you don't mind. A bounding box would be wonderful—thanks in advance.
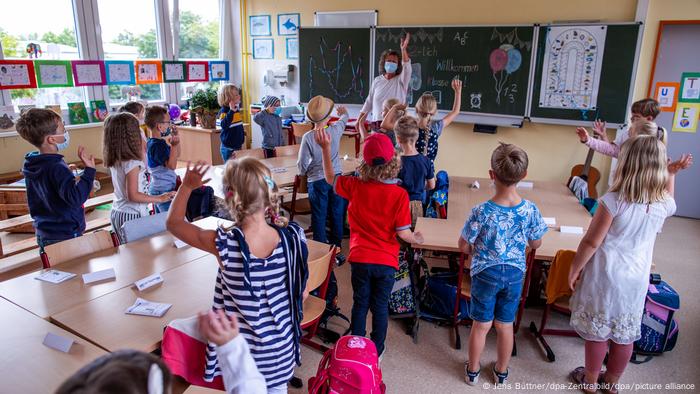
[458,142,547,386]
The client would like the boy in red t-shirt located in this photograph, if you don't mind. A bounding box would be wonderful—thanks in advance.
[316,129,423,358]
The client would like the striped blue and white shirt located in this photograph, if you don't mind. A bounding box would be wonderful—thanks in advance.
[204,227,298,389]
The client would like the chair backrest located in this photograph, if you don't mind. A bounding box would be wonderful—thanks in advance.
[292,122,313,138]
[545,249,577,304]
[304,246,335,294]
[121,212,169,243]
[274,144,301,157]
[233,148,265,160]
[43,230,115,267]
[295,175,309,194]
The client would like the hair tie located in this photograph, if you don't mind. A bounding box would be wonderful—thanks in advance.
[225,188,233,199]
[263,175,275,190]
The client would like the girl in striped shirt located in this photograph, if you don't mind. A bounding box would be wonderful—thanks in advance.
[167,159,308,393]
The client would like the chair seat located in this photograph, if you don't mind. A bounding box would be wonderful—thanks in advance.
[460,275,472,298]
[281,198,312,214]
[553,295,571,311]
[301,295,326,327]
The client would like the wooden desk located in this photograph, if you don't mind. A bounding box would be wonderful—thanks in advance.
[51,240,333,352]
[0,299,106,393]
[178,124,252,166]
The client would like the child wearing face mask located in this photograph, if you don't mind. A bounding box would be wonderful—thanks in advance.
[118,101,147,140]
[253,95,285,158]
[16,108,97,249]
[145,105,181,213]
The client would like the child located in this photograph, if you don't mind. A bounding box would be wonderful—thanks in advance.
[567,137,692,394]
[413,78,462,166]
[217,84,245,162]
[297,95,349,256]
[394,115,435,227]
[118,101,147,141]
[103,113,174,244]
[458,142,547,386]
[253,95,284,158]
[16,108,96,248]
[166,159,308,393]
[315,128,423,358]
[576,118,667,158]
[56,310,266,394]
[145,105,181,213]
[358,97,402,147]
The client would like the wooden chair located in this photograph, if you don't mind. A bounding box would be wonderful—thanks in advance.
[529,249,578,362]
[40,230,117,268]
[0,186,30,229]
[291,122,313,143]
[280,175,311,221]
[233,148,265,160]
[453,248,536,356]
[274,144,300,158]
[301,244,337,352]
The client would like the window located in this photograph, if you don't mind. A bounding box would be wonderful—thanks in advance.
[171,0,222,99]
[98,0,164,104]
[0,0,86,110]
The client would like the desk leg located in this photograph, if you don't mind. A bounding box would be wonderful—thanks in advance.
[354,134,360,158]
[288,129,295,145]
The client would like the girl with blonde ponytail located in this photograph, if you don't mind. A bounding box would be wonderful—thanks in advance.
[166,159,308,392]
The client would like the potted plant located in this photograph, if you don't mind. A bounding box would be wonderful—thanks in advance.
[190,88,221,129]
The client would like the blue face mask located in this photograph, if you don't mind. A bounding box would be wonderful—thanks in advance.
[160,127,172,137]
[55,131,70,151]
[384,61,398,74]
[273,107,282,116]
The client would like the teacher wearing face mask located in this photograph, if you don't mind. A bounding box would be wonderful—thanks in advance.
[358,33,412,131]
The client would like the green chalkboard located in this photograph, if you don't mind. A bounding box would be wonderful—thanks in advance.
[529,23,641,124]
[374,26,534,117]
[299,28,371,104]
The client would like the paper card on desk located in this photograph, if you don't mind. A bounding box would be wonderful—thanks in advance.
[35,270,76,284]
[134,273,164,291]
[82,268,116,284]
[173,238,188,249]
[543,217,556,226]
[517,181,534,189]
[43,332,74,353]
[560,226,584,234]
[125,298,172,317]
[270,167,287,173]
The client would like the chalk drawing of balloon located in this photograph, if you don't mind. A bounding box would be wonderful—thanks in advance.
[505,48,522,74]
[489,49,508,73]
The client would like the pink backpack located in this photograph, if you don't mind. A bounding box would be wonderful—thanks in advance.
[308,336,385,394]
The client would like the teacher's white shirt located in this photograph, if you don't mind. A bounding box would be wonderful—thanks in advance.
[361,59,412,121]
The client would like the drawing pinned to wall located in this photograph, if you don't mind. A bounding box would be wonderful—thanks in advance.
[0,60,36,89]
[539,25,607,110]
[672,102,699,133]
[250,15,271,36]
[162,61,186,82]
[72,61,106,86]
[679,72,700,103]
[209,61,229,81]
[186,62,209,82]
[35,60,73,88]
[0,106,17,131]
[489,28,529,105]
[278,13,300,36]
[135,61,162,84]
[253,39,274,59]
[654,82,680,112]
[105,61,135,85]
[68,102,89,125]
[286,38,299,59]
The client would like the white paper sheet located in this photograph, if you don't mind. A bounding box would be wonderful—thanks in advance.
[43,332,74,353]
[134,273,164,291]
[125,298,172,317]
[82,268,116,284]
[560,225,584,234]
[75,64,102,84]
[0,63,31,87]
[39,64,69,85]
[35,270,76,284]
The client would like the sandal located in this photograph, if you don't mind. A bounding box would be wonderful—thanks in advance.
[597,372,620,394]
[569,366,598,393]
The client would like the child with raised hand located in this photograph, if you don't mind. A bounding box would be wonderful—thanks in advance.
[253,95,284,158]
[359,98,404,147]
[414,78,463,166]
[217,84,245,161]
[16,108,96,249]
[458,142,547,386]
[103,113,175,244]
[576,118,667,158]
[315,127,423,359]
[166,159,308,393]
[145,105,181,213]
[395,115,435,227]
[567,136,692,394]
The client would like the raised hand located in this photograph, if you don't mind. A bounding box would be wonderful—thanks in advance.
[668,154,694,175]
[183,161,211,189]
[314,128,332,151]
[451,78,463,92]
[400,32,411,52]
[336,105,348,116]
[198,309,240,346]
[170,134,181,146]
[593,119,608,142]
[575,127,589,143]
[77,145,96,168]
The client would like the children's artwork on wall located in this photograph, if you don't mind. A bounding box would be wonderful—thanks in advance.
[654,82,680,112]
[90,100,109,122]
[72,60,106,86]
[672,102,699,133]
[278,13,300,36]
[209,61,229,81]
[135,61,163,84]
[105,61,136,85]
[253,39,274,59]
[68,102,90,125]
[0,60,37,89]
[538,25,607,110]
[35,60,74,88]
[250,15,271,36]
[163,61,186,82]
[679,72,700,103]
[0,106,17,131]
[286,38,299,59]
[186,61,209,82]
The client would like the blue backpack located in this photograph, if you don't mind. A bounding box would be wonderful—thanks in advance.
[631,280,679,364]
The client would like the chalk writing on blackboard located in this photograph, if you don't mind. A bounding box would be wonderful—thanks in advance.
[306,37,365,101]
[489,28,531,105]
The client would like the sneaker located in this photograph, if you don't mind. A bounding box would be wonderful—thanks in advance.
[378,345,386,364]
[464,362,480,385]
[492,366,508,386]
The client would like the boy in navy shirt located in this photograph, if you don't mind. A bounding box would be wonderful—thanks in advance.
[217,84,245,161]
[145,106,180,213]
[16,108,96,248]
[395,115,435,227]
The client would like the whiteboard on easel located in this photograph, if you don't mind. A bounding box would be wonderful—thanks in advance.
[314,10,377,28]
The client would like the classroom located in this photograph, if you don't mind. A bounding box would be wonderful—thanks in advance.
[0,0,698,393]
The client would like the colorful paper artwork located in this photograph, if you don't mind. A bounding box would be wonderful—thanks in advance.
[90,100,109,122]
[672,102,699,133]
[250,15,271,36]
[186,61,209,82]
[68,102,90,125]
[278,13,300,36]
[679,72,700,103]
[72,61,106,86]
[209,61,229,81]
[105,61,136,85]
[654,82,680,112]
[35,60,73,88]
[253,39,274,59]
[0,60,37,89]
[163,61,186,82]
[135,61,163,84]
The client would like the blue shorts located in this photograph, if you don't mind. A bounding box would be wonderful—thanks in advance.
[469,265,524,323]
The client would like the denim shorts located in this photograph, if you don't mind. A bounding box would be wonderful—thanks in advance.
[469,264,524,323]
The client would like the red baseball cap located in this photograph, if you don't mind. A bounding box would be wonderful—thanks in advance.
[363,133,394,166]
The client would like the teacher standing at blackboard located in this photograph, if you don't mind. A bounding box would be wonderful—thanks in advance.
[359,33,412,130]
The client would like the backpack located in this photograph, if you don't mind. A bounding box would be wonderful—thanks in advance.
[185,185,215,221]
[631,280,680,364]
[389,248,416,315]
[419,272,468,323]
[308,336,386,394]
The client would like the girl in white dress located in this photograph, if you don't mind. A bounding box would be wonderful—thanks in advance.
[567,135,693,393]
